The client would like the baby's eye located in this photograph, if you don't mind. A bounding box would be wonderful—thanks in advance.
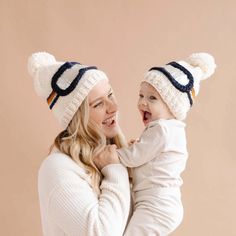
[149,96,157,100]
[139,94,144,98]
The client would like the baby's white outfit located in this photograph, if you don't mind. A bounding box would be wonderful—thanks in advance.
[117,119,188,236]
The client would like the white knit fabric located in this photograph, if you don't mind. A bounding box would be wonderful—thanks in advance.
[144,52,216,120]
[117,119,187,191]
[117,119,188,235]
[38,149,131,236]
[28,52,108,129]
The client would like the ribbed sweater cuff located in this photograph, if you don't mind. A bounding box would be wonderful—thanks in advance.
[101,164,128,183]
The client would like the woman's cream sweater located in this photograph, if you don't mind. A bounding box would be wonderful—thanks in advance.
[38,150,131,236]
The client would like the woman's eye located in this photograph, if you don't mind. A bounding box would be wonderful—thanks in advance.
[108,92,113,99]
[93,102,103,108]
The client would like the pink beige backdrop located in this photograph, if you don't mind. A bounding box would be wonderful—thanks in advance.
[1,0,235,235]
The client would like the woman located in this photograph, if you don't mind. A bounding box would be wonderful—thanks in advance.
[28,52,131,236]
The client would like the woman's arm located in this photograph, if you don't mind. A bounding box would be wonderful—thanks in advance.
[38,155,131,236]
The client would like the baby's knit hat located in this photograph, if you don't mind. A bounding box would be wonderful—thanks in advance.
[28,52,108,129]
[144,53,216,120]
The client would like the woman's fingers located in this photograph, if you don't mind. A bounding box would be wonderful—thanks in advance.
[108,144,117,152]
[93,145,120,170]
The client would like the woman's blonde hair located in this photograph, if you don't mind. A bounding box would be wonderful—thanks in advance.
[50,97,126,194]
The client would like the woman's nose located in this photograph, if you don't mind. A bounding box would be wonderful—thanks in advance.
[106,99,118,114]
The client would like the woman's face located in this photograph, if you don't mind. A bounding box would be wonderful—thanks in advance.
[88,80,119,138]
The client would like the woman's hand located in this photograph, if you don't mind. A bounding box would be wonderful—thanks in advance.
[94,144,120,170]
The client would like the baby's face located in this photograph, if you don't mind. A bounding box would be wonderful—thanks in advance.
[138,82,174,126]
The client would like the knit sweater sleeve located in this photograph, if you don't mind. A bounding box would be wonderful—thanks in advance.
[117,123,166,167]
[39,155,131,236]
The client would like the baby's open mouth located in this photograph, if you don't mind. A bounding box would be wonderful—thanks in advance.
[142,110,151,124]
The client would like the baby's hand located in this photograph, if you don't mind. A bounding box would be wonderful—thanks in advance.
[128,139,139,146]
[93,144,120,170]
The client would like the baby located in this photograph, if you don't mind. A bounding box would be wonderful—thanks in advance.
[117,53,216,236]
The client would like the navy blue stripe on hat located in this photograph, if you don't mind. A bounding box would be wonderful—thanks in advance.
[49,93,60,109]
[167,61,194,92]
[48,62,97,109]
[149,62,194,106]
[187,92,193,106]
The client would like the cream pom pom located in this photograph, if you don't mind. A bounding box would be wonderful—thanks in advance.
[187,52,216,80]
[27,52,56,78]
[27,52,57,98]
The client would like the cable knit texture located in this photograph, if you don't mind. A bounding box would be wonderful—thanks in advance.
[38,150,131,236]
[144,52,216,120]
[28,52,108,129]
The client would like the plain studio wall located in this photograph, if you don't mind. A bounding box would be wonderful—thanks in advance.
[0,0,235,235]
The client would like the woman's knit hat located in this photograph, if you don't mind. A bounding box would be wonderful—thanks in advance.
[144,52,216,120]
[28,52,108,129]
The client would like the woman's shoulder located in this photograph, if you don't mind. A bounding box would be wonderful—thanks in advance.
[39,149,77,171]
[38,148,89,185]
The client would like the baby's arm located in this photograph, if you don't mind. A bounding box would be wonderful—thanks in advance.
[117,123,166,167]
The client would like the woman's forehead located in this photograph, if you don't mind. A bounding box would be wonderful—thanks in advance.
[88,80,112,102]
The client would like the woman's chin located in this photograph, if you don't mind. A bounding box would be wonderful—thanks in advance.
[103,125,119,138]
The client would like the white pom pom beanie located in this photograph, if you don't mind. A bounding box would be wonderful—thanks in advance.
[27,52,108,129]
[144,52,216,120]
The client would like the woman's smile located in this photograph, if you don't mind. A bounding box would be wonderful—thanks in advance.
[102,115,117,127]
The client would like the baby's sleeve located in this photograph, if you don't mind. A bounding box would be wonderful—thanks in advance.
[117,123,166,167]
